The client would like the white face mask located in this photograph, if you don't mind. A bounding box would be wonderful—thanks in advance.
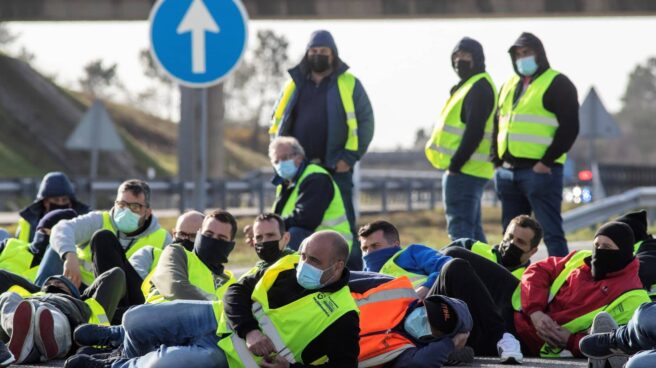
[113,207,141,233]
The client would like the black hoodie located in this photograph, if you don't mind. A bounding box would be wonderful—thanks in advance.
[447,37,496,173]
[491,32,579,168]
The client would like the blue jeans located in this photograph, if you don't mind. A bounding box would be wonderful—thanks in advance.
[333,170,363,271]
[615,302,656,368]
[442,172,488,243]
[112,300,227,368]
[494,166,568,256]
[34,245,64,287]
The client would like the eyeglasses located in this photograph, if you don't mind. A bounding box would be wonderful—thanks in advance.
[175,231,197,240]
[273,152,297,164]
[115,200,145,212]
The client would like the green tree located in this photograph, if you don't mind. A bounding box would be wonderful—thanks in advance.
[225,30,290,151]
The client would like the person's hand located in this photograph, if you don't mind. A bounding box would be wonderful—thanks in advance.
[246,330,276,357]
[451,332,470,350]
[335,160,351,173]
[63,252,82,288]
[532,162,552,174]
[415,286,430,301]
[530,311,560,337]
[259,354,289,368]
[538,325,571,348]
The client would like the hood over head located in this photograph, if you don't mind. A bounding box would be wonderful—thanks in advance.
[424,295,473,338]
[508,32,550,76]
[616,210,650,242]
[451,37,486,78]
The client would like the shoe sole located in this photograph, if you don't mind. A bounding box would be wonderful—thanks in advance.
[0,353,15,368]
[35,308,59,360]
[7,301,34,363]
[500,355,524,364]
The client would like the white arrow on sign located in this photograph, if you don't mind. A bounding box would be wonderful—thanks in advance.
[177,0,220,74]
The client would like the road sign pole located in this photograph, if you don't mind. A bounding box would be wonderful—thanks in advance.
[89,100,100,209]
[196,87,208,211]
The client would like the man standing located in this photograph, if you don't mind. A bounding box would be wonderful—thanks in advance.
[425,37,497,243]
[492,32,579,257]
[269,30,374,270]
[270,137,352,252]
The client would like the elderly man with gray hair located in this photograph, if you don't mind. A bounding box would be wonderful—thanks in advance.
[269,136,353,252]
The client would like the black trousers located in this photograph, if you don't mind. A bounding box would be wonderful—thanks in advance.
[430,250,519,355]
[91,230,145,322]
[0,267,125,324]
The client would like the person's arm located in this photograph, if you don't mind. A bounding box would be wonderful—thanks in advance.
[290,311,360,368]
[223,268,266,338]
[282,173,334,231]
[490,83,504,167]
[50,211,104,258]
[128,246,156,280]
[151,245,213,301]
[389,338,455,368]
[396,245,452,289]
[521,252,575,315]
[444,238,478,250]
[539,74,579,167]
[337,79,374,167]
[449,79,495,173]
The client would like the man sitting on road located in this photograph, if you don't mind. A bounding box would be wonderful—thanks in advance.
[444,214,543,278]
[358,220,452,300]
[249,213,296,273]
[65,230,360,368]
[143,210,237,303]
[615,209,656,299]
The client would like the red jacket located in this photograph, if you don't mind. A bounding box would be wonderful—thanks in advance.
[514,251,643,357]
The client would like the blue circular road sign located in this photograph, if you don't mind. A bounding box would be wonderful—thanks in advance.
[149,0,249,88]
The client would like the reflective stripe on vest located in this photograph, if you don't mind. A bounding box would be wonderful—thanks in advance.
[269,73,360,152]
[85,298,110,326]
[497,69,566,164]
[77,211,168,286]
[352,276,417,367]
[217,255,358,367]
[425,72,497,179]
[17,218,32,243]
[379,250,428,288]
[0,238,39,282]
[275,164,353,250]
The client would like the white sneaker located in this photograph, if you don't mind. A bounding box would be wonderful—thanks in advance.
[497,332,523,364]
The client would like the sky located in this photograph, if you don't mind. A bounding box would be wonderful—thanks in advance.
[7,16,656,150]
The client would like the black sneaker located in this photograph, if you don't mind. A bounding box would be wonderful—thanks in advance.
[64,354,115,368]
[579,332,632,360]
[0,341,15,368]
[75,345,114,356]
[74,324,124,348]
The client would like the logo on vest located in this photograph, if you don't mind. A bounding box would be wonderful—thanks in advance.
[313,293,339,317]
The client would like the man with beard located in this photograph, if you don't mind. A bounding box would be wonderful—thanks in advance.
[492,32,579,257]
[250,213,295,272]
[144,210,237,303]
[425,37,497,243]
[269,30,374,271]
[444,214,543,279]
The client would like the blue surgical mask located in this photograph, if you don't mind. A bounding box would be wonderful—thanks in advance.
[274,159,298,180]
[515,55,538,76]
[296,260,331,290]
[113,207,141,233]
[404,306,434,341]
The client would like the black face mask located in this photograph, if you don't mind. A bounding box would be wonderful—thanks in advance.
[47,203,71,212]
[454,60,473,80]
[499,241,525,268]
[590,248,633,281]
[43,285,69,296]
[308,54,331,73]
[193,234,235,275]
[255,240,283,264]
[175,238,195,252]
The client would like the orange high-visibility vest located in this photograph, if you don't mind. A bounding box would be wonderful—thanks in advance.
[351,276,419,368]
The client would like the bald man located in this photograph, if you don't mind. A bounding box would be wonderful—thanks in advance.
[68,231,359,368]
[172,210,205,251]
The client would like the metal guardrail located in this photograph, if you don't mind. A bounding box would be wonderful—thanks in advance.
[563,187,656,233]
